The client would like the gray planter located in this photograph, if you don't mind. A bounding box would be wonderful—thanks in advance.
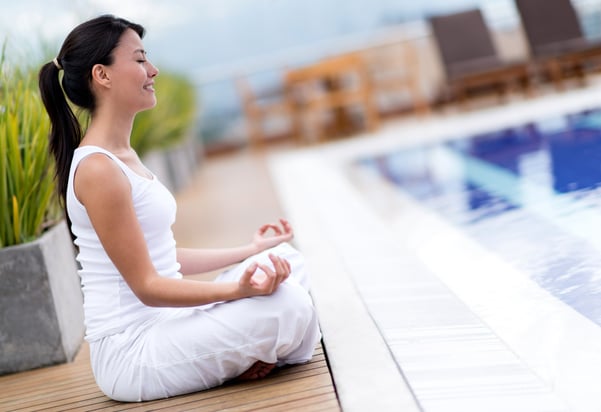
[0,220,84,375]
[142,136,202,193]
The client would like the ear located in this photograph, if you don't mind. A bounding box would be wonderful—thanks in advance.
[91,64,111,89]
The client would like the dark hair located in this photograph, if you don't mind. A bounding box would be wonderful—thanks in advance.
[38,15,145,205]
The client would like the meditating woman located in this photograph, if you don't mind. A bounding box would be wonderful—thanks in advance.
[38,14,320,402]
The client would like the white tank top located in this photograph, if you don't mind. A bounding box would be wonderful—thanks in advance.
[66,146,182,342]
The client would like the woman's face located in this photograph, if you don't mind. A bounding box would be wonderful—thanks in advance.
[104,28,159,114]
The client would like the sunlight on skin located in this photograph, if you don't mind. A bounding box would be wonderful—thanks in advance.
[251,272,268,284]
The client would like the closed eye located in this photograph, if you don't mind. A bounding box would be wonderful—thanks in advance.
[134,48,148,63]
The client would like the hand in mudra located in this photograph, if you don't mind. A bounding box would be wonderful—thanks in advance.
[239,253,291,297]
[252,218,294,252]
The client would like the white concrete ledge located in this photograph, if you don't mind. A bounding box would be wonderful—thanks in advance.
[269,152,420,412]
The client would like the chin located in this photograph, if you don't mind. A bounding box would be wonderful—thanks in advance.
[139,100,157,113]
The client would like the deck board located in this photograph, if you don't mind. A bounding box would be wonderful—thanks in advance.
[0,341,339,412]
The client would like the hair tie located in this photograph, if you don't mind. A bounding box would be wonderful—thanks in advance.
[53,57,63,71]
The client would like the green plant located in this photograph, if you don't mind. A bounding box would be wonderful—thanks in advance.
[0,52,196,247]
[0,62,61,247]
[131,72,197,157]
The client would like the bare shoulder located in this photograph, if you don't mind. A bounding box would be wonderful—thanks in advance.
[74,153,131,205]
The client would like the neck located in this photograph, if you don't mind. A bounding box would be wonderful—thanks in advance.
[82,102,136,152]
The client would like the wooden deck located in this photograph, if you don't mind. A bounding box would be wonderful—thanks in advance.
[0,150,340,412]
[0,342,338,411]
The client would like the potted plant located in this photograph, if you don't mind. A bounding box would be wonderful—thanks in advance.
[0,60,84,375]
[0,53,199,374]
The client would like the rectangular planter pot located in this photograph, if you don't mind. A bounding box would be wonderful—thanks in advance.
[142,136,201,193]
[0,220,84,375]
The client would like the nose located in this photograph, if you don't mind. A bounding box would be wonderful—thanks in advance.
[148,61,159,78]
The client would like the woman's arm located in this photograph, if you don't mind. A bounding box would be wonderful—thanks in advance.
[176,219,294,275]
[74,154,290,307]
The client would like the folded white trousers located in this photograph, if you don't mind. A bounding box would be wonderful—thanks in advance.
[89,243,321,402]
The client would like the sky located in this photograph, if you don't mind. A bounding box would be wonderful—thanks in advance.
[0,0,505,80]
[4,0,598,140]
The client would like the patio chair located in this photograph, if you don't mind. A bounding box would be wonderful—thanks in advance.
[361,40,431,117]
[515,0,601,88]
[429,8,532,104]
[285,53,379,143]
[236,75,299,149]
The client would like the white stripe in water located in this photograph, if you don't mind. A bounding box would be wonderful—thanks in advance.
[383,165,601,412]
[439,146,601,252]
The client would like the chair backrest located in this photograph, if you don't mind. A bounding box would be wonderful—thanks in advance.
[515,0,584,56]
[429,9,500,79]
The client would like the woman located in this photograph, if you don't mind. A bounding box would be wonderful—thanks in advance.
[38,15,320,402]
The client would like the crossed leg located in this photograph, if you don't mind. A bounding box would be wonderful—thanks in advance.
[236,361,276,381]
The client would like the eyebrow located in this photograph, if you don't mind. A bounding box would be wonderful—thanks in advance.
[134,49,147,56]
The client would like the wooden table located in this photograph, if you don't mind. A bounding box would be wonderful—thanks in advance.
[285,53,379,143]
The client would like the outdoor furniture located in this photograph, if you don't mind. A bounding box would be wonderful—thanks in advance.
[285,53,379,143]
[236,75,299,148]
[429,8,532,105]
[515,0,601,89]
[361,40,431,117]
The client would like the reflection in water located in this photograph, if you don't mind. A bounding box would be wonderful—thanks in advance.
[359,108,601,326]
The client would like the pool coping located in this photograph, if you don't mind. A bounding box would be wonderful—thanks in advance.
[268,82,601,411]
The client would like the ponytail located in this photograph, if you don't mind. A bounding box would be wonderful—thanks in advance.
[37,15,145,207]
[38,60,81,205]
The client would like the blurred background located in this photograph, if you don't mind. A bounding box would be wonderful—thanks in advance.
[2,0,601,153]
[5,2,601,408]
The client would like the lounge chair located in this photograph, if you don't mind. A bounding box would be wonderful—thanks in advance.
[515,0,601,88]
[429,8,532,104]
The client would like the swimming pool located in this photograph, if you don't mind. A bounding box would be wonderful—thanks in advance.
[343,101,601,410]
[358,108,601,329]
[270,86,601,411]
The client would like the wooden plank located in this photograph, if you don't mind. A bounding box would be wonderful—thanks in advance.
[140,380,336,412]
[9,386,107,411]
[53,366,335,412]
[92,366,335,411]
[247,394,341,412]
[0,342,339,412]
[6,354,327,408]
[159,391,338,412]
[0,346,92,391]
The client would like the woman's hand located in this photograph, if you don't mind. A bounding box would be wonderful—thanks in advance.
[251,218,294,253]
[177,219,294,277]
[238,254,291,297]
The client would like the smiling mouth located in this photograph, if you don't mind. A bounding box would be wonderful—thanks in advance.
[143,84,155,91]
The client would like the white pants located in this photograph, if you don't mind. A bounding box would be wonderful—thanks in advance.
[89,243,321,402]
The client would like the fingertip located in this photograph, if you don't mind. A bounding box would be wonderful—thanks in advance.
[259,264,275,277]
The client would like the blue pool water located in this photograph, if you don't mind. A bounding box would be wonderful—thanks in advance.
[360,108,601,326]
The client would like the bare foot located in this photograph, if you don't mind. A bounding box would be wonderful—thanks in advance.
[236,361,276,381]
